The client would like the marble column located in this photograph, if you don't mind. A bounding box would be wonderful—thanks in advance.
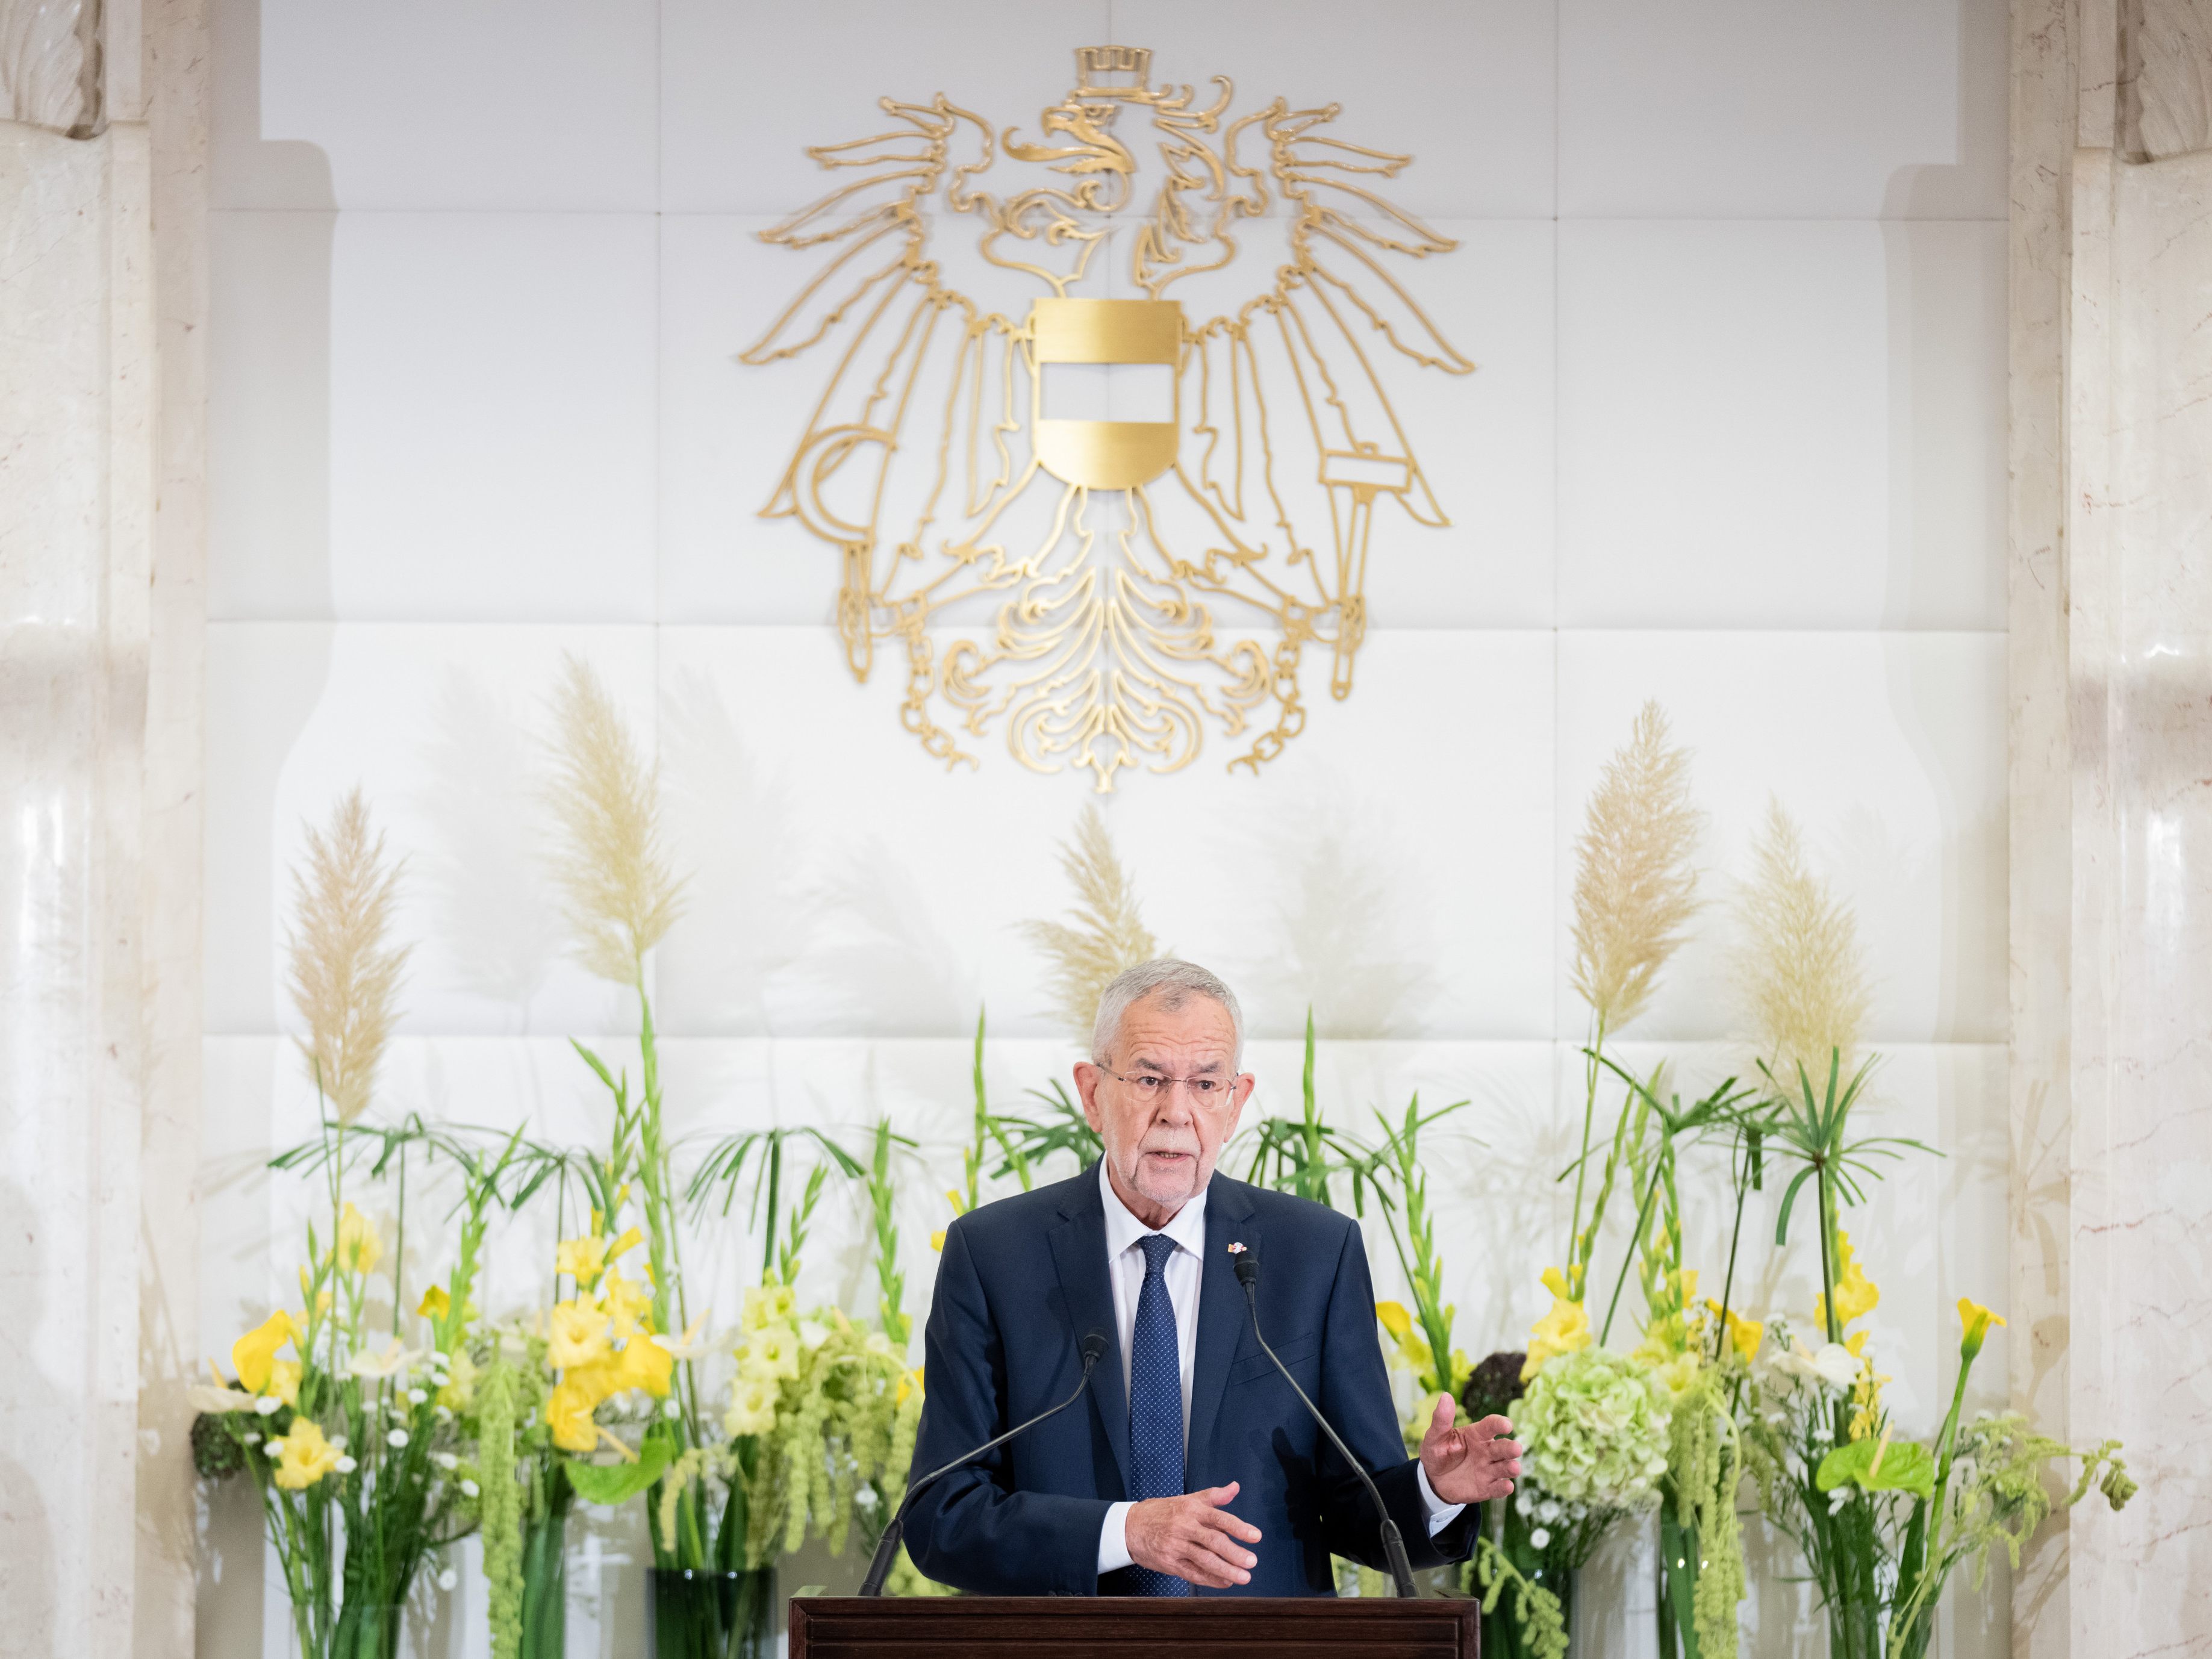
[2012,4,2212,1657]
[0,1,206,1655]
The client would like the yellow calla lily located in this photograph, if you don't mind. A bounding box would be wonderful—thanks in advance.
[1522,1266,1592,1381]
[232,1310,296,1395]
[1957,1296,2007,1362]
[546,1364,614,1453]
[1704,1299,1765,1362]
[1813,1229,1880,1330]
[652,1312,712,1363]
[272,1419,342,1489]
[611,1334,675,1398]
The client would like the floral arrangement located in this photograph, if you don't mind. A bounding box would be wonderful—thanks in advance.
[190,793,503,1658]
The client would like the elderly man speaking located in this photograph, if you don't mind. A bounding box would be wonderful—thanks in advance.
[903,959,1522,1596]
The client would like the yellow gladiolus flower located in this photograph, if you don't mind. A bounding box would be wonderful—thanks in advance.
[1957,1296,2007,1362]
[607,1226,644,1264]
[335,1203,382,1276]
[742,1321,801,1381]
[1522,1267,1592,1381]
[930,1229,947,1253]
[268,1360,302,1408]
[557,1233,611,1286]
[437,1348,478,1412]
[602,1270,652,1339]
[896,1366,924,1407]
[1375,1301,1413,1339]
[741,1283,796,1331]
[548,1299,612,1371]
[233,1310,296,1395]
[273,1418,342,1490]
[418,1285,450,1322]
[723,1371,779,1439]
[1813,1230,1880,1330]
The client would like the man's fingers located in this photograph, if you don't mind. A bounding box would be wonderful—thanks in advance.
[1198,1481,1241,1507]
[1183,1513,1259,1568]
[1195,1505,1263,1545]
[1474,1414,1514,1440]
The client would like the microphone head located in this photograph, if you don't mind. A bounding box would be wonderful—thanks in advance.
[1234,1253,1260,1289]
[1080,1330,1109,1365]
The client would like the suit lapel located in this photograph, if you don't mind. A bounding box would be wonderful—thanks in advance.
[1047,1168,1130,1496]
[1186,1177,1261,1485]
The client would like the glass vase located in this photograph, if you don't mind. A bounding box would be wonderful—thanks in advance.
[649,1566,777,1659]
[519,1480,573,1659]
[318,1602,405,1659]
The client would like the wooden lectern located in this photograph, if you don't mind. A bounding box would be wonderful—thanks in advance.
[790,1596,1480,1658]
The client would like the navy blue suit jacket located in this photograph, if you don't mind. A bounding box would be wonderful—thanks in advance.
[903,1164,1479,1595]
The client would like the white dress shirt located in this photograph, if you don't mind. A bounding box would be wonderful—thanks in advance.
[1093,1162,1463,1575]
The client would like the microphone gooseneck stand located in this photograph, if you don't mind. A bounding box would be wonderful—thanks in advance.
[858,1330,1109,1597]
[1234,1253,1419,1598]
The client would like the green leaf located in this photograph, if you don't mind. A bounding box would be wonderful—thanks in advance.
[564,1439,673,1507]
[1774,1165,1819,1246]
[1816,1435,1936,1500]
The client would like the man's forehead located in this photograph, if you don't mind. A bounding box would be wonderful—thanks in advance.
[1124,1043,1232,1074]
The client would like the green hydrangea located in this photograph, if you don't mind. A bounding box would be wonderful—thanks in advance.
[1517,1347,1672,1511]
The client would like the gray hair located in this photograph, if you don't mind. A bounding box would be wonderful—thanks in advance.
[1090,959,1244,1068]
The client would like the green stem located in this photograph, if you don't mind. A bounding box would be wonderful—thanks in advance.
[1600,1159,1666,1345]
[1566,1012,1607,1290]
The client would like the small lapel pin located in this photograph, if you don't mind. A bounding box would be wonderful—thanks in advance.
[1226,1241,1247,1254]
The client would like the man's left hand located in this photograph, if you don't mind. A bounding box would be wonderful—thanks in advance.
[1418,1396,1522,1507]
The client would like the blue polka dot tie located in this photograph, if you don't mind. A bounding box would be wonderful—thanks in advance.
[1127,1232,1191,1596]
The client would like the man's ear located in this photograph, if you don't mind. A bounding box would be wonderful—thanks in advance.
[1073,1061,1106,1133]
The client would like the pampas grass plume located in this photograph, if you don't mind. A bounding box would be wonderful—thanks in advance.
[1569,701,1703,1031]
[287,788,409,1124]
[544,656,683,983]
[1734,799,1871,1079]
[1020,806,1159,1041]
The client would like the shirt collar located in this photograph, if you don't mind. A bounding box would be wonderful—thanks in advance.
[1099,1159,1209,1260]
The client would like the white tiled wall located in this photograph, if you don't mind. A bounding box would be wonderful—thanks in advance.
[204,2,2010,1654]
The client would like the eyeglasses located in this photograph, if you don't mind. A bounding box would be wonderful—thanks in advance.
[1099,1068,1243,1105]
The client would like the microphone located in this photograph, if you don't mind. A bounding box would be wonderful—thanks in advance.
[1235,1253,1418,1598]
[858,1328,1110,1596]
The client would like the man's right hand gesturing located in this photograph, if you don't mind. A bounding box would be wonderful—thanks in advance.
[1125,1482,1263,1588]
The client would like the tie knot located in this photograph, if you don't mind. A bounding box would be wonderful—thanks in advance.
[1136,1233,1178,1278]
